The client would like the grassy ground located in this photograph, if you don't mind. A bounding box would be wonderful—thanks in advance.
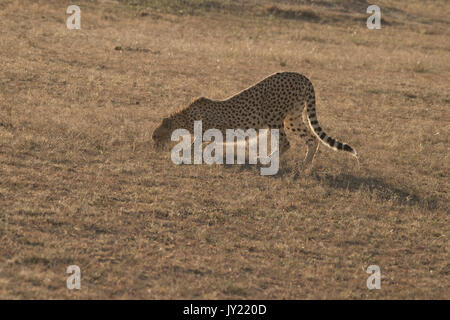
[0,0,448,299]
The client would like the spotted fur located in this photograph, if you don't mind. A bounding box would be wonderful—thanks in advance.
[152,72,357,165]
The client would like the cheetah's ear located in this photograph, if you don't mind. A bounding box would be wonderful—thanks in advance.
[196,97,208,103]
[162,117,171,127]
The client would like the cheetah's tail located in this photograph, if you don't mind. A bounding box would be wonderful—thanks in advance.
[305,86,358,158]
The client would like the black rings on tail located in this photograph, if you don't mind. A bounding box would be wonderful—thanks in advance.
[305,84,357,157]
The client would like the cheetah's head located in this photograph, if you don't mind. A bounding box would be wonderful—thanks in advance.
[152,117,172,149]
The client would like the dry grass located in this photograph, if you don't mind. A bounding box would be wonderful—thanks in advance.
[0,0,448,299]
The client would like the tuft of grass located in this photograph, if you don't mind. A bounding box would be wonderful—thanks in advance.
[265,5,320,22]
[223,283,249,297]
[117,0,248,15]
[412,61,428,73]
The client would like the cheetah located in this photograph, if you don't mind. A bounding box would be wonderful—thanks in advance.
[152,72,357,169]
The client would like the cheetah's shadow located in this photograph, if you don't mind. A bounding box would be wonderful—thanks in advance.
[222,164,440,210]
[310,171,440,210]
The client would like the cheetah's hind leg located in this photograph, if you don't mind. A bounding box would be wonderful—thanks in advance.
[283,109,319,173]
